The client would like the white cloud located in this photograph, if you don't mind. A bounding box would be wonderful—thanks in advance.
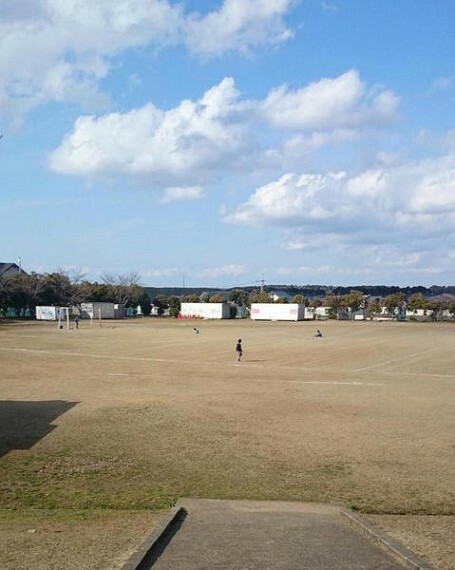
[260,70,399,130]
[224,172,347,225]
[427,76,454,96]
[198,264,245,278]
[161,186,204,204]
[50,72,400,185]
[0,0,296,121]
[0,0,182,120]
[184,0,294,57]
[224,154,455,255]
[49,77,256,181]
[143,267,183,279]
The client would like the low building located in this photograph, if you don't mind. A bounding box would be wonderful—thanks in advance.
[80,302,125,319]
[0,262,24,278]
[304,306,330,320]
[180,302,231,319]
[250,303,305,321]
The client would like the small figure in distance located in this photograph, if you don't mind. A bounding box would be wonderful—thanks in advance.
[315,329,323,337]
[193,327,199,334]
[236,338,243,362]
[74,315,80,329]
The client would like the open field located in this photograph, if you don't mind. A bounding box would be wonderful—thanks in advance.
[0,318,454,569]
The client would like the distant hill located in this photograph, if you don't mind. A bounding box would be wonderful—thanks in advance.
[145,284,455,300]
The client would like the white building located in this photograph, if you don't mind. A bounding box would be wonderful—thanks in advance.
[180,302,231,319]
[250,303,305,321]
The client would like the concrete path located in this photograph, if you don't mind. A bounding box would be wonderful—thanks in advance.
[145,499,409,569]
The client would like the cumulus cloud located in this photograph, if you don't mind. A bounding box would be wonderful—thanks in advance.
[184,0,294,57]
[0,0,296,121]
[224,155,455,256]
[260,70,400,131]
[0,0,182,120]
[50,71,400,185]
[49,77,257,181]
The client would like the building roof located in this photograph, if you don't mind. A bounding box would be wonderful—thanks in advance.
[0,263,21,277]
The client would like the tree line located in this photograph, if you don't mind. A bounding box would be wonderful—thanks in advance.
[262,289,455,320]
[152,288,455,320]
[0,271,151,318]
[2,273,454,321]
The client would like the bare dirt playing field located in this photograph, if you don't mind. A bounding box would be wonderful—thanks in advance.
[0,318,454,569]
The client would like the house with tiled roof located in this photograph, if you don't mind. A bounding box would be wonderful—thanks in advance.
[0,262,22,278]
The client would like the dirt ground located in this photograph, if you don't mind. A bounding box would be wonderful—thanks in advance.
[0,318,454,569]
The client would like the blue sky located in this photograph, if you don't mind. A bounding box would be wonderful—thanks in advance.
[1,0,454,287]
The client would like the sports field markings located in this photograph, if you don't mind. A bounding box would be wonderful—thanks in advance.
[382,369,455,378]
[2,347,453,380]
[289,380,384,386]
[0,346,171,363]
[354,346,443,372]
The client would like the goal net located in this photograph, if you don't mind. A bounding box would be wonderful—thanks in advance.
[57,307,70,330]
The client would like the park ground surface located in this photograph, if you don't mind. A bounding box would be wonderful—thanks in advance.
[0,318,454,569]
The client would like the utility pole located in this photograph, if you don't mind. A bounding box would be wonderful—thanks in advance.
[260,275,265,293]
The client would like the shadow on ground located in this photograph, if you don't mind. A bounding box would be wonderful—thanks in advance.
[0,400,78,458]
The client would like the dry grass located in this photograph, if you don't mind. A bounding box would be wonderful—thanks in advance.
[0,318,454,567]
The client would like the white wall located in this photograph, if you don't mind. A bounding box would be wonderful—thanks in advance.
[36,306,57,320]
[250,303,305,321]
[180,302,230,319]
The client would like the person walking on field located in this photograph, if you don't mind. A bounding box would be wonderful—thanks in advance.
[236,338,243,362]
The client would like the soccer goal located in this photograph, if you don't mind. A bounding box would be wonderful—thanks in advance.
[57,307,70,330]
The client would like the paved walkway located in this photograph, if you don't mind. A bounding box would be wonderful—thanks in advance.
[145,499,408,569]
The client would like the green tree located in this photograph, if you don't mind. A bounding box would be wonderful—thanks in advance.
[248,290,273,305]
[167,295,181,317]
[367,298,383,319]
[323,294,345,319]
[309,298,323,309]
[383,293,405,317]
[152,294,168,315]
[448,301,455,319]
[344,290,365,319]
[184,294,200,303]
[426,299,447,322]
[407,293,426,315]
[87,282,111,302]
[0,272,46,317]
[41,271,73,306]
[292,294,307,305]
[210,294,225,303]
[228,289,248,306]
[138,291,151,316]
[0,275,8,315]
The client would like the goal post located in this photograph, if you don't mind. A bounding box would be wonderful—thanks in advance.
[57,307,70,330]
